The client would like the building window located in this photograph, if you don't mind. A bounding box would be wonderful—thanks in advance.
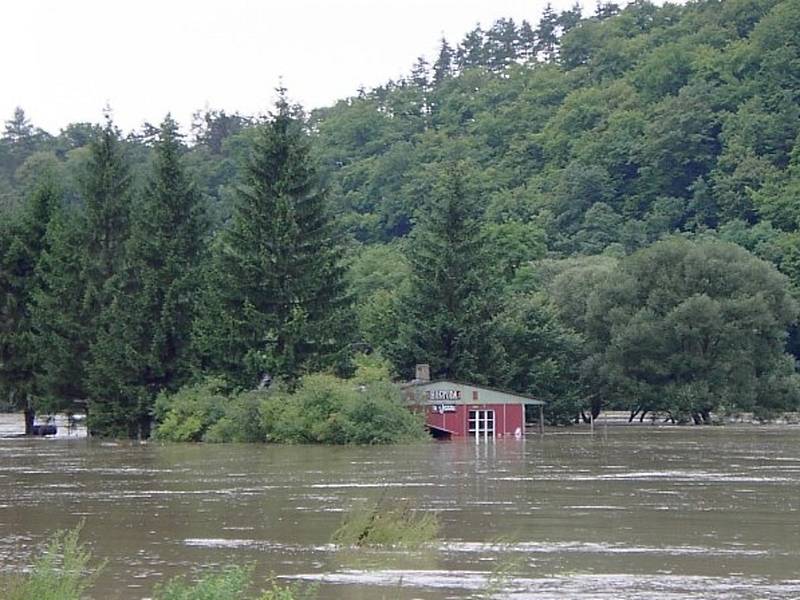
[468,409,495,440]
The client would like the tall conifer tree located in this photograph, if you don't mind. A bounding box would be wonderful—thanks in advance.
[66,115,133,435]
[485,18,519,71]
[193,92,350,386]
[395,164,496,381]
[518,20,537,61]
[31,207,90,409]
[82,114,131,294]
[0,181,60,433]
[456,27,486,70]
[536,4,560,61]
[88,115,206,437]
[432,38,455,84]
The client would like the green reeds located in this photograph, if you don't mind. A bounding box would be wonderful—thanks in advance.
[332,499,440,549]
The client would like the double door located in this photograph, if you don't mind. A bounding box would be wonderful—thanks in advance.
[468,409,495,441]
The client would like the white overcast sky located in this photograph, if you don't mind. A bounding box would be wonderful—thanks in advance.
[3,0,604,134]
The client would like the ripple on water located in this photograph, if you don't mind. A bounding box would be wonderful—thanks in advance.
[439,540,776,557]
[291,570,800,599]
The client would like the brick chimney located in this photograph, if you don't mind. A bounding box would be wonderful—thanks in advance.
[415,363,431,383]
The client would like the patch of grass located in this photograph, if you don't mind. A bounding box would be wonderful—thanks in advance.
[153,567,316,600]
[2,521,103,600]
[153,565,253,600]
[332,499,440,549]
[258,576,317,600]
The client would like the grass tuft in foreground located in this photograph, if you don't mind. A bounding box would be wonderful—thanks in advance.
[154,565,253,600]
[154,566,317,600]
[1,521,102,600]
[332,499,440,549]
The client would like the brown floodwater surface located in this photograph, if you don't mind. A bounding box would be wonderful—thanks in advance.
[0,424,799,599]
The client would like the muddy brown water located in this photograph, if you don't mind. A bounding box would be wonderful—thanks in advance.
[0,422,799,599]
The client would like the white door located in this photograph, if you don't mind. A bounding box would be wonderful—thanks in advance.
[468,409,495,441]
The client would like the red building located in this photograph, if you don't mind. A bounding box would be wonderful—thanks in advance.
[405,366,544,440]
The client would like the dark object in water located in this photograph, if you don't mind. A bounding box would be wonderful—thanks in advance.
[31,424,57,436]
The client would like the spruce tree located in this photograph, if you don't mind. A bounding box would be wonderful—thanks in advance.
[31,207,90,408]
[129,115,206,391]
[595,1,620,20]
[456,26,486,70]
[518,20,538,62]
[395,164,496,381]
[193,93,350,387]
[75,115,133,435]
[485,18,519,71]
[410,56,430,90]
[432,38,455,84]
[88,115,206,437]
[536,4,560,61]
[558,3,583,34]
[0,181,60,433]
[82,115,131,294]
[0,219,35,430]
[2,107,36,169]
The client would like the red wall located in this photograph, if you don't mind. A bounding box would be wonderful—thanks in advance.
[425,403,525,438]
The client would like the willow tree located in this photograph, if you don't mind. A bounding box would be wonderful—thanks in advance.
[585,237,800,422]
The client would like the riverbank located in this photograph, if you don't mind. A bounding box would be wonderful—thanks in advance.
[573,410,800,427]
[3,410,799,440]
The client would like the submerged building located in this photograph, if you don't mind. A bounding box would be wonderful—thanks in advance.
[405,365,544,440]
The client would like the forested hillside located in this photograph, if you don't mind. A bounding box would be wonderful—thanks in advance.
[2,0,800,436]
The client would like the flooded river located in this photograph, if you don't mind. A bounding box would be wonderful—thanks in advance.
[1,425,799,599]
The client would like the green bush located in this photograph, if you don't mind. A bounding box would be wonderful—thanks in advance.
[154,377,230,442]
[2,522,102,600]
[205,392,267,443]
[261,374,426,445]
[341,381,426,444]
[155,355,427,445]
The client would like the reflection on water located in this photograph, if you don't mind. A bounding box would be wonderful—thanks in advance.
[0,422,798,599]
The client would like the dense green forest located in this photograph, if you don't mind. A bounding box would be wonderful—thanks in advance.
[2,0,800,437]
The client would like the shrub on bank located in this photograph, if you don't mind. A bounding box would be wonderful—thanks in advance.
[154,358,427,445]
[153,377,230,442]
[204,392,266,443]
[260,374,426,444]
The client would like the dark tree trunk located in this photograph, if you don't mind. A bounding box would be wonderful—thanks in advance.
[138,413,152,440]
[590,400,601,420]
[24,407,35,436]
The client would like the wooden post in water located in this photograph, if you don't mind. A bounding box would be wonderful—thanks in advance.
[590,411,594,434]
[539,404,544,435]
